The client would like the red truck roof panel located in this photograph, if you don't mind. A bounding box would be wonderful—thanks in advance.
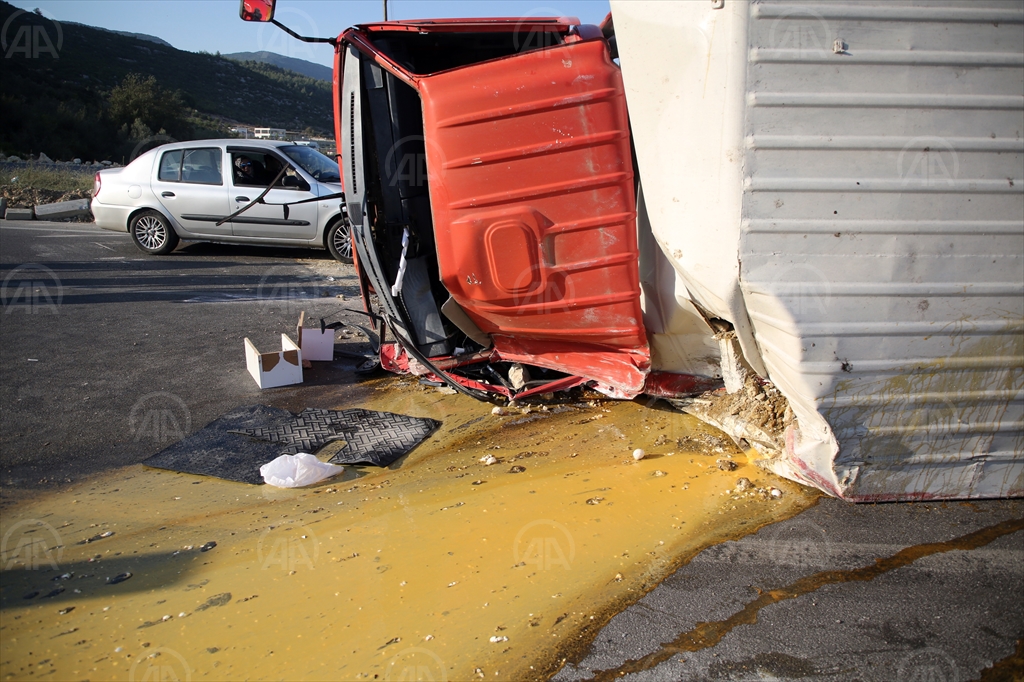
[418,39,649,393]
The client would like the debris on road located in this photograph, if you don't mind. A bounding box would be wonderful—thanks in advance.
[259,453,344,488]
[244,335,303,389]
[106,572,132,585]
[33,198,91,221]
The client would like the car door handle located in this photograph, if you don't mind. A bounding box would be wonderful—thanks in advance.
[161,191,175,198]
[235,196,250,202]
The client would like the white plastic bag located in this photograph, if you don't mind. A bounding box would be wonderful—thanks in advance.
[260,453,344,488]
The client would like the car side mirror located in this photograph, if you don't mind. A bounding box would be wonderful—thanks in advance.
[239,0,275,22]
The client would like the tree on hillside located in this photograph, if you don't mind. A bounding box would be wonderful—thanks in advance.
[108,73,191,139]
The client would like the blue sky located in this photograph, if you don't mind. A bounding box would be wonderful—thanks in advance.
[9,0,612,68]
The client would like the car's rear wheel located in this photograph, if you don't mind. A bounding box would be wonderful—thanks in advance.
[327,218,353,264]
[130,210,179,255]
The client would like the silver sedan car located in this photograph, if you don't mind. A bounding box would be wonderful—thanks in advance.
[92,139,352,263]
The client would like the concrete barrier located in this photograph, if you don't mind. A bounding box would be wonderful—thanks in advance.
[4,207,33,221]
[34,198,91,220]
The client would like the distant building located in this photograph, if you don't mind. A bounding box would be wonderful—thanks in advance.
[254,127,287,140]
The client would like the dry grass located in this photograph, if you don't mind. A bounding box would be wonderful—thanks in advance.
[0,163,95,194]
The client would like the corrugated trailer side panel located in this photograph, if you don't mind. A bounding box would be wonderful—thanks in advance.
[740,0,1023,500]
[612,0,1022,500]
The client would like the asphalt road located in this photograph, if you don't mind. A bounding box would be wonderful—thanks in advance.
[0,219,375,487]
[2,220,1021,682]
[557,497,1023,682]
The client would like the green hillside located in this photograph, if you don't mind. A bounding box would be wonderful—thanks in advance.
[0,2,334,161]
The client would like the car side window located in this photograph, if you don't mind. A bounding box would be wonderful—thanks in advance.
[158,150,183,182]
[181,148,223,185]
[231,152,308,190]
[158,148,222,185]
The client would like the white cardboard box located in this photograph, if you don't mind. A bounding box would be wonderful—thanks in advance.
[296,312,335,362]
[244,334,303,389]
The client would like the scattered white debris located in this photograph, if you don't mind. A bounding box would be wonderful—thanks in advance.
[770,487,783,498]
[632,448,646,461]
[491,406,504,416]
[480,455,498,465]
[161,615,171,622]
[489,635,508,643]
[424,634,434,641]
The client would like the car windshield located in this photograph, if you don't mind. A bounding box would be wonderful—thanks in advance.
[280,145,340,183]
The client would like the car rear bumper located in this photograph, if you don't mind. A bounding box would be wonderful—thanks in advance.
[91,200,133,232]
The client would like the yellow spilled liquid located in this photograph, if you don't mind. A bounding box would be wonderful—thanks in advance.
[0,378,818,681]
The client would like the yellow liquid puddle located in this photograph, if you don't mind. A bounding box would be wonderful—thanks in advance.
[1,379,818,681]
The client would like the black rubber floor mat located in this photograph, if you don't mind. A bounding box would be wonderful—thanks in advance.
[327,409,441,467]
[230,407,440,467]
[142,404,296,484]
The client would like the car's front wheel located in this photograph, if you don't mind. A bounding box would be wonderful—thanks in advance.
[326,218,353,264]
[130,210,179,255]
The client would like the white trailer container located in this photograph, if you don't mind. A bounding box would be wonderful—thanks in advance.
[612,0,1023,500]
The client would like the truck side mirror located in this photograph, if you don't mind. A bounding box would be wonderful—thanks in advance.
[239,0,275,22]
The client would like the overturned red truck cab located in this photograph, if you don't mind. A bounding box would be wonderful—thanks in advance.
[300,11,707,401]
[335,17,694,400]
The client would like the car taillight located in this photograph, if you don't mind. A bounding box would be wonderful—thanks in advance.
[93,172,101,198]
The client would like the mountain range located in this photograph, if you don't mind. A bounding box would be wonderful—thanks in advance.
[224,51,332,82]
[0,1,334,159]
